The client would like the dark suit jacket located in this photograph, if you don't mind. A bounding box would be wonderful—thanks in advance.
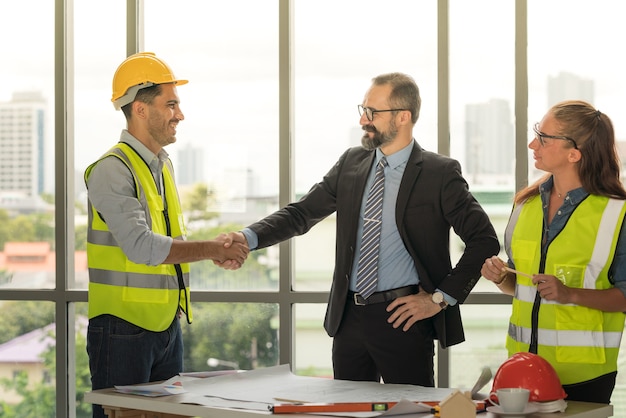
[249,142,500,348]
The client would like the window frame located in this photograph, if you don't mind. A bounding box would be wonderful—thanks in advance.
[0,0,525,416]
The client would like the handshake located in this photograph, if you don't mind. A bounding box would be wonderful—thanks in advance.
[213,231,250,270]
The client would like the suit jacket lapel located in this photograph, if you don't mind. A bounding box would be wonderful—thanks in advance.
[395,142,432,286]
[348,150,376,237]
[353,151,376,202]
[396,142,423,226]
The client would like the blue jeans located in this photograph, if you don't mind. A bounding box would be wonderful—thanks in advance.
[87,314,183,418]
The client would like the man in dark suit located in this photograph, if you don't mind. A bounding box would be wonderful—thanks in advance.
[223,73,499,385]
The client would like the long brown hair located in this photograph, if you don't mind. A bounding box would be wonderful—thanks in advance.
[515,100,626,204]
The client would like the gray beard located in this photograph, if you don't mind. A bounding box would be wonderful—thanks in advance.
[361,133,382,150]
[361,129,396,151]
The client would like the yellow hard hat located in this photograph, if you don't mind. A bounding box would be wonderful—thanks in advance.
[111,52,188,110]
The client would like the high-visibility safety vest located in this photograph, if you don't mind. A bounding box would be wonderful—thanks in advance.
[505,194,626,384]
[85,142,192,332]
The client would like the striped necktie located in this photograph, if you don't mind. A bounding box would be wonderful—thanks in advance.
[355,156,387,300]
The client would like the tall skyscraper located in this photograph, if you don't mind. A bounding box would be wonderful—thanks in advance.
[176,143,205,185]
[0,92,46,198]
[464,99,515,185]
[547,72,594,106]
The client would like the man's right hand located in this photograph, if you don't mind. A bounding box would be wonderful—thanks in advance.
[214,232,249,270]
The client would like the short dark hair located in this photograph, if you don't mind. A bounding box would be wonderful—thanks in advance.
[121,84,163,119]
[371,73,421,124]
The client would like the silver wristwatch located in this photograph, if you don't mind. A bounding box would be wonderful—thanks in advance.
[431,291,448,310]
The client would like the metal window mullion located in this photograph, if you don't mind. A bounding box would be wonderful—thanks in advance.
[127,0,144,55]
[436,0,451,388]
[55,0,75,416]
[515,0,528,190]
[278,0,295,370]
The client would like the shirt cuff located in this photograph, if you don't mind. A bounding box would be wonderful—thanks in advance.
[241,227,258,250]
[152,235,174,266]
[436,289,458,307]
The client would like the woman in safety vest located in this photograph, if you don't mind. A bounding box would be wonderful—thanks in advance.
[481,100,626,404]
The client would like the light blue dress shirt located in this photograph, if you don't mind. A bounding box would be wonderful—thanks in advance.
[348,143,418,292]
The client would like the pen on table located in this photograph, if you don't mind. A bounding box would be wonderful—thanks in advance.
[272,397,309,404]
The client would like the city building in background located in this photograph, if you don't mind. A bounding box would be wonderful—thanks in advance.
[548,72,594,107]
[0,92,51,216]
[464,98,515,185]
[176,142,205,186]
[463,72,609,186]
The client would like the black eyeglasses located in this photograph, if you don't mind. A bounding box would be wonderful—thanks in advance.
[533,123,578,149]
[358,105,408,121]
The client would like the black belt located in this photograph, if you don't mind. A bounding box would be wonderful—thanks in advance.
[349,285,419,306]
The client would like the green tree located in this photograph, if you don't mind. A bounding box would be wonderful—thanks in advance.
[0,371,55,417]
[0,269,12,285]
[0,302,87,345]
[40,193,54,205]
[6,216,34,244]
[0,211,55,249]
[29,213,55,246]
[0,301,55,345]
[75,223,88,251]
[182,183,218,224]
[182,303,278,372]
[0,209,11,249]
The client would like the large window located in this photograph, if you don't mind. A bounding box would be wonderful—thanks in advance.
[144,1,281,294]
[0,0,55,291]
[74,1,126,293]
[1,1,626,417]
[0,0,57,413]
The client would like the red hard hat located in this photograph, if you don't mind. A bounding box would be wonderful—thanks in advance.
[490,352,567,403]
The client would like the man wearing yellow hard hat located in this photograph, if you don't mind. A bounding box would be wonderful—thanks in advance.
[84,52,248,418]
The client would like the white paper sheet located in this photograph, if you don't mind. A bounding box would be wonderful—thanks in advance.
[114,375,192,397]
[180,365,459,415]
[113,365,475,417]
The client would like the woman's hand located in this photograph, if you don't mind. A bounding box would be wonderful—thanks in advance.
[481,256,508,284]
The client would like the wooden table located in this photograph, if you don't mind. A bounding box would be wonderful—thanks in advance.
[85,387,613,418]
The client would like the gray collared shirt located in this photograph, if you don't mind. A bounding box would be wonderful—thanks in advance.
[85,130,173,266]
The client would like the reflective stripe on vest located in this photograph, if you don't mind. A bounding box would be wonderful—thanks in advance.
[505,194,626,384]
[85,143,192,331]
[508,322,623,348]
